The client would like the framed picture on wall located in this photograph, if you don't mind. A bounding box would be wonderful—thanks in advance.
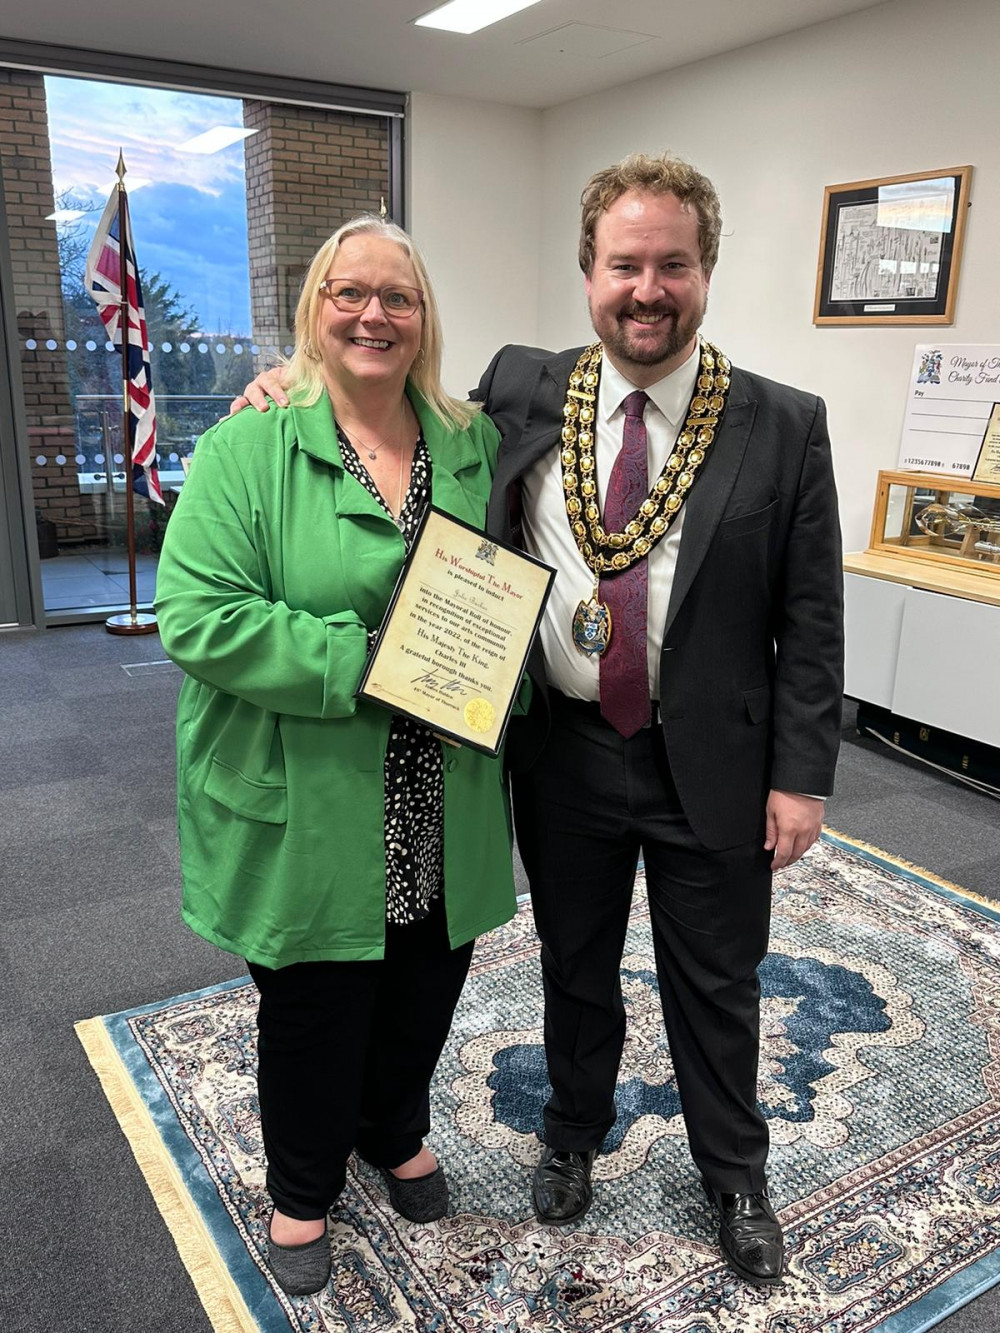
[814,165,973,326]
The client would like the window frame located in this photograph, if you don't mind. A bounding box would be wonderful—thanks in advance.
[0,38,406,628]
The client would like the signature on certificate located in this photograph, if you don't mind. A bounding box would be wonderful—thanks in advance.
[410,666,472,696]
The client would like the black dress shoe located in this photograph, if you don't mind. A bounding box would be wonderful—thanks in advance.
[532,1147,596,1225]
[703,1180,785,1285]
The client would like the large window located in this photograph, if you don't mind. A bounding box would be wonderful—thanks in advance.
[0,57,399,623]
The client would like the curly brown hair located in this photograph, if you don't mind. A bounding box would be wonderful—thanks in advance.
[578,152,722,278]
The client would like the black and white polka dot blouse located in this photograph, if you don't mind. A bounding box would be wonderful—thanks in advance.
[338,427,444,926]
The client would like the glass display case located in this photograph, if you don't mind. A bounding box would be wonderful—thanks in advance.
[867,470,1000,580]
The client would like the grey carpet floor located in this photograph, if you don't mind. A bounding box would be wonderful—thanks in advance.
[0,624,997,1332]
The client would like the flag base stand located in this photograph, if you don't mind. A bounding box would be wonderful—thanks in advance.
[106,611,158,636]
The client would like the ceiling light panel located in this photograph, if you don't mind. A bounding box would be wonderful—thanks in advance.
[414,0,544,36]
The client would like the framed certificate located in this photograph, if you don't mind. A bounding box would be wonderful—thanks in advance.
[973,403,1000,485]
[356,507,555,756]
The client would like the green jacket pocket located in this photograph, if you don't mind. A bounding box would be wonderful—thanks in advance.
[205,755,288,824]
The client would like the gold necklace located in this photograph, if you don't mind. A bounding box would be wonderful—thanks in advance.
[563,338,732,656]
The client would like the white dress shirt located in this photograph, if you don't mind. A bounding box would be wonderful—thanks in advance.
[521,341,700,702]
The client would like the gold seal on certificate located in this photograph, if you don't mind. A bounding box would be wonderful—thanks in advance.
[464,698,496,733]
[356,507,555,757]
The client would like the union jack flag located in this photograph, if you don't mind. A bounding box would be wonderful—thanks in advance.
[84,187,163,504]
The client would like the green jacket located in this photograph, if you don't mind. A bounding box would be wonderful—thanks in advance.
[155,387,520,967]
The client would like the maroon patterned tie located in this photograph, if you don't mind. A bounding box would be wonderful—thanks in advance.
[599,390,651,737]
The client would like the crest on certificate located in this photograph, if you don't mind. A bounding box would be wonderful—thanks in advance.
[475,539,498,566]
[917,349,942,384]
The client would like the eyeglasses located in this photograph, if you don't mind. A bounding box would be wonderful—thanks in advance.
[318,279,424,318]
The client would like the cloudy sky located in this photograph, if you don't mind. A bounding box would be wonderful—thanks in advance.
[46,75,252,335]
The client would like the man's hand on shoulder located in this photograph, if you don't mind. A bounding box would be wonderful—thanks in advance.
[224,366,292,418]
[764,790,824,870]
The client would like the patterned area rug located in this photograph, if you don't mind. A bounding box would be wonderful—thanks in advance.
[77,831,1000,1333]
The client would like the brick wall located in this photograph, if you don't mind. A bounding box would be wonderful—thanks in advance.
[0,68,90,541]
[242,101,389,353]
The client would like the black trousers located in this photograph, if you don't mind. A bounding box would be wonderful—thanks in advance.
[247,899,474,1220]
[512,692,773,1194]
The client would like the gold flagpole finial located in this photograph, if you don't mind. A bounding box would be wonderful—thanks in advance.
[379,195,388,221]
[116,150,127,189]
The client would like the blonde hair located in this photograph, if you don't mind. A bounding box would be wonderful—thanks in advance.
[285,214,477,430]
[578,152,723,278]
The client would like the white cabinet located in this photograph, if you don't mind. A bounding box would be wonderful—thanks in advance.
[843,572,906,709]
[844,554,1000,748]
[893,589,1000,747]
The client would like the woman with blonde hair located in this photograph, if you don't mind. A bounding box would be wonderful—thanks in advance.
[156,215,522,1296]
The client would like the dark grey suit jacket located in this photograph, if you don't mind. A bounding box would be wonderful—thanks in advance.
[472,343,844,851]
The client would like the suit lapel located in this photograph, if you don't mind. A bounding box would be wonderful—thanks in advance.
[488,349,581,537]
[498,350,580,478]
[664,369,758,636]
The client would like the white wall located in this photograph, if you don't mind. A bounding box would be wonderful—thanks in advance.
[535,0,999,550]
[408,92,542,401]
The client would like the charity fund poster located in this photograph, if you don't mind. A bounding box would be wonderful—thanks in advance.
[898,345,1000,476]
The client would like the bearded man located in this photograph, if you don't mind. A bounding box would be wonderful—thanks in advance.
[472,153,842,1285]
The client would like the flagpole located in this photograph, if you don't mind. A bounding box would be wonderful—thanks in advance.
[106,151,156,636]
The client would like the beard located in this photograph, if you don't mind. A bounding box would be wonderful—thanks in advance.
[595,298,706,373]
